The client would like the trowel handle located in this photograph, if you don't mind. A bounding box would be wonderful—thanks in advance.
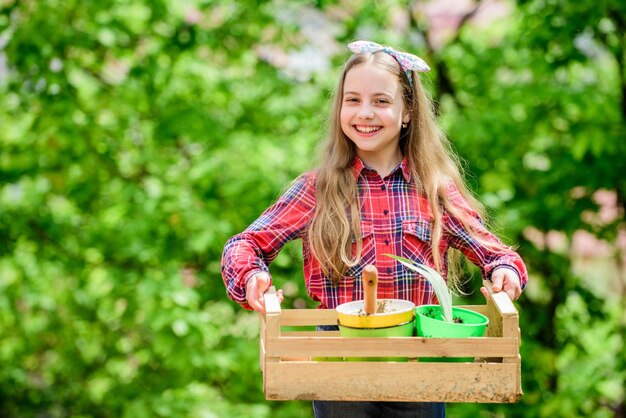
[362,265,378,315]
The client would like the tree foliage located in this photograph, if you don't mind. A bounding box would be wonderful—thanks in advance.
[0,0,624,417]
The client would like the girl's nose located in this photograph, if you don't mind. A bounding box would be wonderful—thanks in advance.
[357,105,374,119]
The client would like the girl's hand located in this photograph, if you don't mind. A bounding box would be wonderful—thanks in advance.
[246,272,284,314]
[481,267,522,301]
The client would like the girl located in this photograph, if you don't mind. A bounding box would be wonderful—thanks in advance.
[221,40,527,418]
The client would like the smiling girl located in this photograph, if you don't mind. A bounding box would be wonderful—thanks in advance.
[222,41,528,418]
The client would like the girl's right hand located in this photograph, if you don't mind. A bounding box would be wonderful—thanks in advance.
[246,272,283,314]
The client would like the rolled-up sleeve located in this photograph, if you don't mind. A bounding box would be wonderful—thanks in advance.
[442,184,528,290]
[221,173,317,309]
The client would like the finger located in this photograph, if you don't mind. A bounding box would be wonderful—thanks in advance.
[247,284,265,314]
[480,286,489,300]
[504,284,518,301]
[255,292,266,312]
[255,272,271,292]
[246,273,271,314]
[249,299,265,314]
[504,282,521,301]
[507,288,517,301]
[246,287,265,314]
[256,273,273,306]
[255,283,266,304]
[491,270,504,292]
[277,288,284,303]
[501,271,521,301]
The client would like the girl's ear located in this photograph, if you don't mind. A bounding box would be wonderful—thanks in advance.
[403,111,411,124]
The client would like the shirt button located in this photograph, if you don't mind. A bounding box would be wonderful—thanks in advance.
[386,267,392,274]
[381,185,386,190]
[383,209,389,215]
[384,239,390,245]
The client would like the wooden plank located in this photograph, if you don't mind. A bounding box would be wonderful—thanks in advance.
[482,281,520,372]
[482,280,518,315]
[485,305,503,338]
[264,286,282,315]
[265,315,281,339]
[456,305,488,315]
[483,282,506,339]
[501,313,520,341]
[267,336,517,358]
[281,331,341,337]
[264,362,522,403]
[262,286,281,390]
[505,354,524,397]
[279,309,338,326]
[259,314,266,373]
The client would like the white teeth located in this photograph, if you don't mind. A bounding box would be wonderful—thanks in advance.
[356,126,380,133]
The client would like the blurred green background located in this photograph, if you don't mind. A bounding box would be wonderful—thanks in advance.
[1,0,624,417]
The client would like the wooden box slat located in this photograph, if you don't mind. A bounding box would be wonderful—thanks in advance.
[266,336,518,358]
[265,362,520,403]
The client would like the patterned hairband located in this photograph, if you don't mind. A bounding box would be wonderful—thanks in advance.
[347,40,430,86]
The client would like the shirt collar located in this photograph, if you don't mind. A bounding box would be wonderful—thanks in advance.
[351,155,412,182]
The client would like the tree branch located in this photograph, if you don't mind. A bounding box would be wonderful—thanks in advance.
[408,0,484,115]
[607,8,626,123]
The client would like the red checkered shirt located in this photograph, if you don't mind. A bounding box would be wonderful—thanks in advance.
[221,157,527,310]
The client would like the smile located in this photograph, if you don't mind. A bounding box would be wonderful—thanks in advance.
[355,125,382,133]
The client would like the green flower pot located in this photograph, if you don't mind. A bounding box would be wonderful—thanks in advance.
[415,305,489,362]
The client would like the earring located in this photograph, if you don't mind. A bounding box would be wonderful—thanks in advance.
[402,122,408,129]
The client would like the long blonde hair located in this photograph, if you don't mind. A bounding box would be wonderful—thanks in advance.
[308,50,511,288]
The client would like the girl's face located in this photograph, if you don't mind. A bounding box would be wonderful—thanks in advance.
[340,62,410,165]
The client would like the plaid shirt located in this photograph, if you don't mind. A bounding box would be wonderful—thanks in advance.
[222,157,527,310]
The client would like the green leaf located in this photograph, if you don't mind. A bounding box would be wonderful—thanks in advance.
[383,254,453,323]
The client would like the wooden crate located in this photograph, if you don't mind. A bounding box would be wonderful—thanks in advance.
[259,282,522,403]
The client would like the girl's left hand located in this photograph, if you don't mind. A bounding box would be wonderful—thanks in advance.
[481,267,522,301]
